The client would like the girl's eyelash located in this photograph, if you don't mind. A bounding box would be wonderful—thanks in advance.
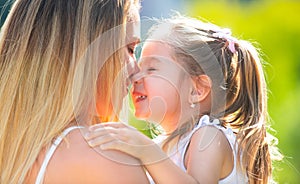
[147,68,156,71]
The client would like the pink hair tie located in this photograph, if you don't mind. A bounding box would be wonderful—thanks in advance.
[212,28,238,54]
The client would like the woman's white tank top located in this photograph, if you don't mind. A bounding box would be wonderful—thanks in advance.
[35,126,83,184]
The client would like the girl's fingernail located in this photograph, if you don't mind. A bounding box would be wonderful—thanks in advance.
[88,141,93,146]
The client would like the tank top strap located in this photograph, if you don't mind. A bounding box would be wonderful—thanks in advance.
[195,115,220,128]
[35,126,84,184]
[194,115,236,148]
[186,115,220,139]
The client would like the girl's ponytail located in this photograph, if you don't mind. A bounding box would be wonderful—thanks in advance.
[230,41,273,183]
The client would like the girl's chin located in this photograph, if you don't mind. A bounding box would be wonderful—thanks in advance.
[134,112,150,120]
[134,108,152,119]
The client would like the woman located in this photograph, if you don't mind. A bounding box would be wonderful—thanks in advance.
[0,0,148,183]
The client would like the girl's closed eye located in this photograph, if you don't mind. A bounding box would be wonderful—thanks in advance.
[147,67,156,72]
[146,67,157,73]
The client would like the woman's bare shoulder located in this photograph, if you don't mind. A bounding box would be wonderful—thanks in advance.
[44,129,149,183]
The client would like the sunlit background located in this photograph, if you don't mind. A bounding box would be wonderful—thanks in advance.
[1,0,299,183]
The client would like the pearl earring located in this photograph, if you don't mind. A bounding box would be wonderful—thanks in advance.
[190,103,196,108]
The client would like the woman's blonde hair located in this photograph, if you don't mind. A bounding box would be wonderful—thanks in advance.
[148,15,282,183]
[0,0,140,183]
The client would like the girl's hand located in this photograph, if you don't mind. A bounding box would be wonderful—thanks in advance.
[85,123,201,184]
[85,122,166,164]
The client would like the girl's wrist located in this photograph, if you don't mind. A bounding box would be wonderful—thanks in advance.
[140,144,168,165]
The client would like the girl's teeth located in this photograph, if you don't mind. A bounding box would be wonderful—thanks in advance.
[137,95,146,100]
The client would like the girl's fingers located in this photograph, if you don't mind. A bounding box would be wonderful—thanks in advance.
[89,123,106,131]
[87,134,117,147]
[86,123,139,151]
[102,122,131,129]
[85,126,119,140]
[89,122,128,131]
[84,129,105,140]
[100,140,127,153]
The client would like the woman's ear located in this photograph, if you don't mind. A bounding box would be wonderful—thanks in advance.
[189,75,211,103]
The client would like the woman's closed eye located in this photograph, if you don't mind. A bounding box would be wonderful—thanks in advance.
[127,46,134,55]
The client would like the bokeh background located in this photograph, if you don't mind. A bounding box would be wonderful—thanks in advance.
[1,0,299,183]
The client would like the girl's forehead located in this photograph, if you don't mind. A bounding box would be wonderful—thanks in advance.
[139,55,189,75]
[138,55,161,66]
[140,41,173,59]
[142,40,173,57]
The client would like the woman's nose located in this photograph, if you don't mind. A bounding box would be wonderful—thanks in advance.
[127,59,140,81]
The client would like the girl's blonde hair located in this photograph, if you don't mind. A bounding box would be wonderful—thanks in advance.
[148,15,282,184]
[0,0,140,183]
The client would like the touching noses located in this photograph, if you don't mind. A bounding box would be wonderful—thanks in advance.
[128,59,140,83]
[131,70,144,85]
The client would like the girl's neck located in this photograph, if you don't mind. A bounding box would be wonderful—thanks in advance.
[159,117,179,135]
[160,111,201,135]
[159,117,188,135]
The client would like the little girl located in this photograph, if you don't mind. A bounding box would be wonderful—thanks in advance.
[85,15,281,184]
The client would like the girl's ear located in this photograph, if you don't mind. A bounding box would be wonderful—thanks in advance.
[189,75,211,103]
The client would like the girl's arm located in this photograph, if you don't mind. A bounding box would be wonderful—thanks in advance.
[85,123,231,184]
[185,126,234,183]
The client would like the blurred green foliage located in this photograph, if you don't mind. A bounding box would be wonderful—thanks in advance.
[185,0,300,183]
